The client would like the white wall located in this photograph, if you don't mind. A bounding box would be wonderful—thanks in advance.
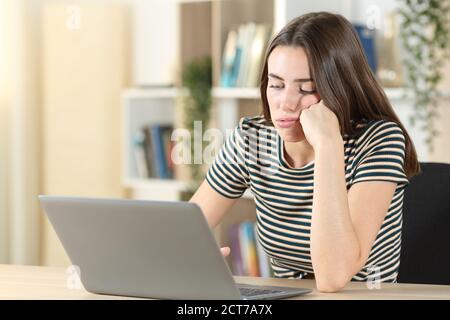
[0,0,42,265]
[132,0,179,86]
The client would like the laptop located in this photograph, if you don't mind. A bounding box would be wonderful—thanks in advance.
[39,195,312,300]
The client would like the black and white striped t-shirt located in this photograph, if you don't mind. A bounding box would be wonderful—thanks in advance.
[206,115,409,283]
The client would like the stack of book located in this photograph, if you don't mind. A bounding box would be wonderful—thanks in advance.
[132,124,175,179]
[220,23,272,88]
[228,220,273,278]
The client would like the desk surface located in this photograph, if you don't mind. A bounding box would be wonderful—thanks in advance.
[1,264,450,300]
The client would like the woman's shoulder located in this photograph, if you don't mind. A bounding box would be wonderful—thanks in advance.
[350,119,406,144]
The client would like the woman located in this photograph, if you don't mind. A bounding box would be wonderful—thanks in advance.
[190,12,420,293]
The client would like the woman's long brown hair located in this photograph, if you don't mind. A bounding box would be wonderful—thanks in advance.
[260,12,420,178]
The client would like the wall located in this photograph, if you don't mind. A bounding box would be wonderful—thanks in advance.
[41,2,131,266]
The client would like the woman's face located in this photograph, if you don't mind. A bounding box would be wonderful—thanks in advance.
[266,46,320,142]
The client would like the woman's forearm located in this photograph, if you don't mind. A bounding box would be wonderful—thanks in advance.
[310,137,361,291]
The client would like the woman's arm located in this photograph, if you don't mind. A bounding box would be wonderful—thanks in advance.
[189,179,239,229]
[300,101,397,293]
[311,138,396,292]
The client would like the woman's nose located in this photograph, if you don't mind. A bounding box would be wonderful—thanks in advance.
[280,92,299,112]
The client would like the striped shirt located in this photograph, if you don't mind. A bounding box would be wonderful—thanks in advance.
[206,115,409,283]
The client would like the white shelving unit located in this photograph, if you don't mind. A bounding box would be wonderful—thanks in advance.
[121,88,179,193]
[121,86,259,201]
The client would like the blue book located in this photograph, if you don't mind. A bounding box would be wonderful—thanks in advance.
[229,46,242,87]
[353,24,377,74]
[150,125,170,179]
[220,29,238,87]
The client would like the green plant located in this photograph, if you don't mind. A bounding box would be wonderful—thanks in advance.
[398,0,450,152]
[181,56,213,196]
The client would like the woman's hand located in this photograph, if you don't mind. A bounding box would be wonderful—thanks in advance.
[299,100,342,149]
[220,246,231,257]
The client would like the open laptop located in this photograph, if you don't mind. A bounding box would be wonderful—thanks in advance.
[39,195,312,300]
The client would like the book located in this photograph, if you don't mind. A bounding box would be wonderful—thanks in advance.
[221,23,272,88]
[161,126,174,179]
[236,23,256,87]
[229,223,244,276]
[132,129,149,178]
[142,126,155,177]
[220,28,238,87]
[150,124,173,179]
[353,23,378,74]
[239,221,260,277]
[229,25,245,87]
[246,24,271,87]
[228,220,276,277]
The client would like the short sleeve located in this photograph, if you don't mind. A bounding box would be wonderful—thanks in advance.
[352,121,409,188]
[206,121,250,199]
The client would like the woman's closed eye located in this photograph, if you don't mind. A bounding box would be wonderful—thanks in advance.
[268,84,283,89]
[299,88,317,95]
[268,84,317,95]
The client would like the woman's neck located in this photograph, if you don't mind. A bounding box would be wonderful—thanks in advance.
[283,139,315,168]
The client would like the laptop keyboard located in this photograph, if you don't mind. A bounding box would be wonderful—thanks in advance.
[239,287,284,297]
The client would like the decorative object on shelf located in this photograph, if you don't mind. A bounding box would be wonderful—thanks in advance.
[180,55,213,200]
[398,0,450,152]
[375,11,406,88]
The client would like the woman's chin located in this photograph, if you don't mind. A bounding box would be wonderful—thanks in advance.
[277,126,306,142]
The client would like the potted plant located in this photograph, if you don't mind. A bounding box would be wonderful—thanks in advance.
[179,56,213,201]
[398,0,450,151]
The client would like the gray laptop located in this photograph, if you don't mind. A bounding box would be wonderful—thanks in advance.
[39,195,312,300]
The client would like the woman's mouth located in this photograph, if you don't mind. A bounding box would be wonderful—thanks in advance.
[276,118,298,128]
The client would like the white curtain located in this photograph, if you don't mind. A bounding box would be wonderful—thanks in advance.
[0,0,41,265]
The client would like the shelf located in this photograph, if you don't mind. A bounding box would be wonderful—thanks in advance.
[123,86,450,102]
[123,178,188,190]
[384,88,450,100]
[212,87,261,99]
[124,177,254,200]
[122,87,188,99]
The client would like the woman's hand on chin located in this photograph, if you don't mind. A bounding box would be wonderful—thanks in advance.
[299,100,342,149]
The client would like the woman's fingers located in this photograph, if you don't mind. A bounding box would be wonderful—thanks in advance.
[220,246,231,257]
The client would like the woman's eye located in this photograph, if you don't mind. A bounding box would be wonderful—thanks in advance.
[300,82,316,94]
[299,88,316,94]
[268,85,283,89]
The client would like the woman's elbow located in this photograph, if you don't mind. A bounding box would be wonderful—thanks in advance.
[315,275,350,293]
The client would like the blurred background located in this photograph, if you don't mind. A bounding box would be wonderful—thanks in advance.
[0,0,449,276]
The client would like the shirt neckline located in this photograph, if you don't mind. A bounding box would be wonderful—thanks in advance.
[277,134,315,171]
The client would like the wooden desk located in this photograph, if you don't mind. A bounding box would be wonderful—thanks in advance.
[1,264,450,300]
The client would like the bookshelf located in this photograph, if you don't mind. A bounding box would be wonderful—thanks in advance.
[121,87,256,200]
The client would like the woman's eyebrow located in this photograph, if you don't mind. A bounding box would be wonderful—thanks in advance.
[268,73,313,82]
